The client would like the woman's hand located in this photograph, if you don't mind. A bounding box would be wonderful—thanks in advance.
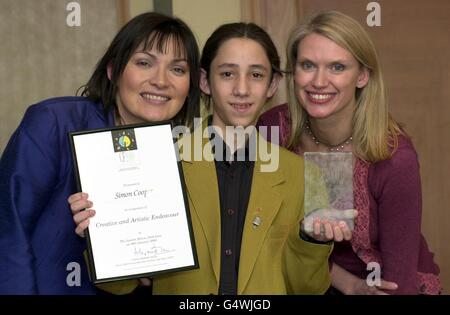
[302,208,358,242]
[68,192,95,237]
[331,263,398,295]
[351,278,398,295]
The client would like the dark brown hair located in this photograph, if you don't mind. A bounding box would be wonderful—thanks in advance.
[200,22,282,108]
[80,12,200,128]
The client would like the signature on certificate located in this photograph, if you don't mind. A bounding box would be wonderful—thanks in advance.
[133,245,174,258]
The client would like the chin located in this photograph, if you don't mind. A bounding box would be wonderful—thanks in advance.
[143,112,173,123]
[302,105,333,119]
[233,119,256,129]
[306,112,332,120]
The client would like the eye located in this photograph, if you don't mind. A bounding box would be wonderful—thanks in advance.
[136,60,152,68]
[299,61,315,71]
[251,72,264,79]
[172,66,187,75]
[330,63,345,72]
[220,71,234,79]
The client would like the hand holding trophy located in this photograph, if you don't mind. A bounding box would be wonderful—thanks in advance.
[302,207,358,242]
[303,152,356,242]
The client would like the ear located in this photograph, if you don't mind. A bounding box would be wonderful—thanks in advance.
[356,67,370,88]
[266,73,281,98]
[199,68,211,95]
[107,63,113,81]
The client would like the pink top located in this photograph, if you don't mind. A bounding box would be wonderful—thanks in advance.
[258,104,441,295]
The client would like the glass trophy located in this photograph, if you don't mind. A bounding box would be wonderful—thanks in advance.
[303,152,354,233]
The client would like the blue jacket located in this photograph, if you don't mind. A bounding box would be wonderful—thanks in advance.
[0,96,114,294]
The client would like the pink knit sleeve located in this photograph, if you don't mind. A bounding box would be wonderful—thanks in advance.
[369,139,423,294]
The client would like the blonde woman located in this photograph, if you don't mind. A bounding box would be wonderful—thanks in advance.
[258,11,441,295]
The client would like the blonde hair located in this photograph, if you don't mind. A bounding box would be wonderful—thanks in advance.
[286,11,404,162]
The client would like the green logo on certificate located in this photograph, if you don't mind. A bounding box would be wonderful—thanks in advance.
[112,129,137,152]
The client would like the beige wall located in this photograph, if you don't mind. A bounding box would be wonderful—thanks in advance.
[119,0,242,49]
[173,0,241,50]
[0,0,118,153]
[129,0,153,18]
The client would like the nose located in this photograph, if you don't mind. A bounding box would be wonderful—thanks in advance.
[312,68,328,89]
[232,75,250,97]
[150,66,169,89]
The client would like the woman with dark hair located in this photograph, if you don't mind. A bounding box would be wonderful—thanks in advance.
[70,22,351,295]
[0,12,200,294]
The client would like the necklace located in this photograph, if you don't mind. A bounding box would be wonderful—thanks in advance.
[304,119,352,152]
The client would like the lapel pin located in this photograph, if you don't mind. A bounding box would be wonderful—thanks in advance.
[252,216,262,229]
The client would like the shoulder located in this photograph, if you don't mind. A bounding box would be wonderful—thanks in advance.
[21,96,106,131]
[258,103,289,127]
[395,135,418,159]
[276,145,304,183]
[371,135,419,174]
[279,145,303,166]
[255,133,302,172]
[258,132,301,164]
[5,96,111,159]
[369,135,420,195]
[25,96,100,118]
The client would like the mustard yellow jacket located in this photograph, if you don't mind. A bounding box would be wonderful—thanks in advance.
[99,123,332,295]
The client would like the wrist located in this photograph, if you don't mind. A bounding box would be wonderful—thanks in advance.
[330,263,360,295]
[346,277,366,295]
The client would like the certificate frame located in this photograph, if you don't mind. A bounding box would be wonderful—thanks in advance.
[69,121,198,284]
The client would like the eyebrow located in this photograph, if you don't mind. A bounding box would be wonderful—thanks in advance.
[217,63,268,71]
[297,57,349,64]
[136,51,188,63]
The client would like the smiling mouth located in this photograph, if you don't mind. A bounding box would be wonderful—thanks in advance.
[231,103,252,112]
[140,92,171,102]
[307,92,336,103]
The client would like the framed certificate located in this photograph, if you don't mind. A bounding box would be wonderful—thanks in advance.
[69,122,198,284]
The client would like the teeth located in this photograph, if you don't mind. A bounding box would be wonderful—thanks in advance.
[309,93,333,101]
[141,93,169,101]
[232,103,251,109]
